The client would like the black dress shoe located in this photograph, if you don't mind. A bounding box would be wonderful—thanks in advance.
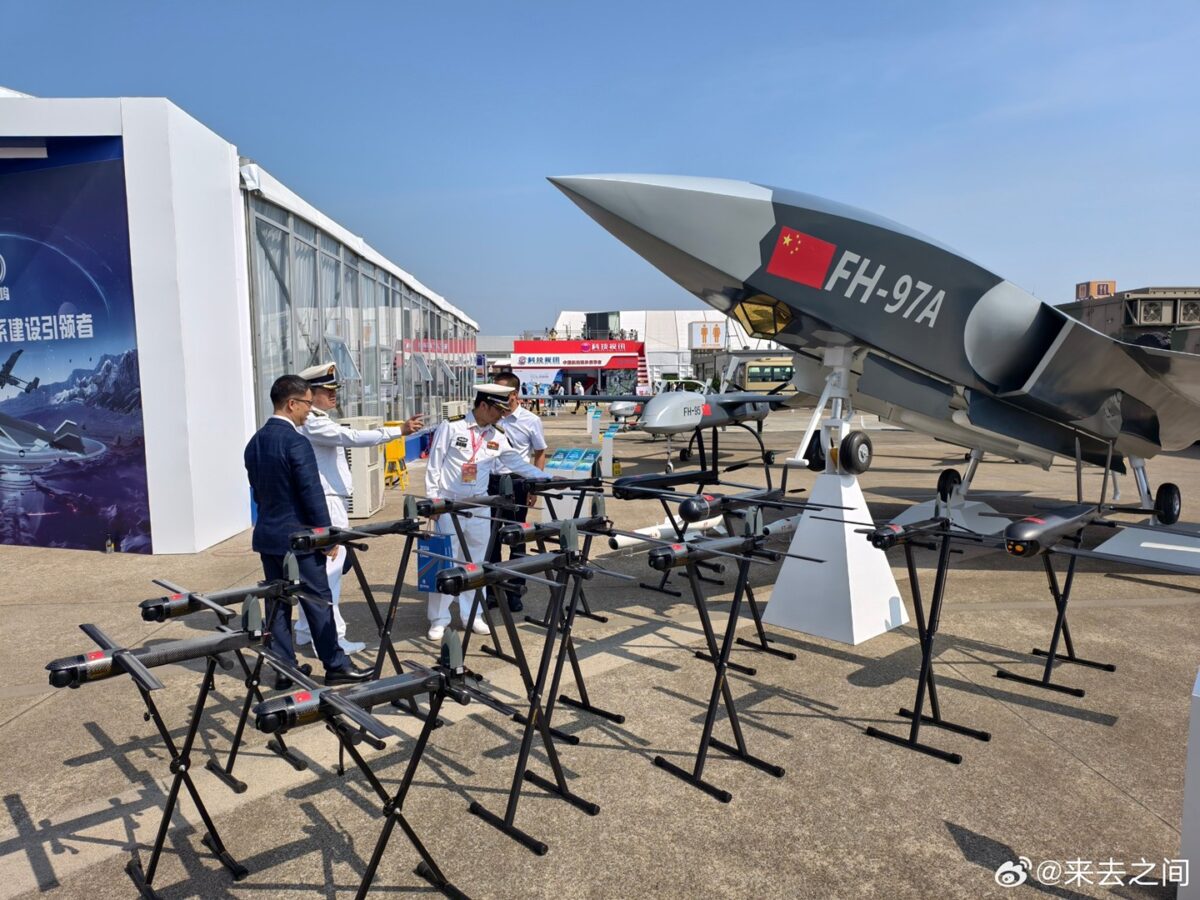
[324,665,373,686]
[274,663,312,691]
[508,599,524,613]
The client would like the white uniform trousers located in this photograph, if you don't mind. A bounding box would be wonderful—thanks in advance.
[427,505,491,628]
[297,495,351,642]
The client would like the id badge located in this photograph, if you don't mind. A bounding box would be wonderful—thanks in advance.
[462,462,477,484]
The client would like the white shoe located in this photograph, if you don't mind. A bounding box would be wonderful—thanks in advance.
[470,617,490,635]
[427,624,446,641]
[338,638,367,654]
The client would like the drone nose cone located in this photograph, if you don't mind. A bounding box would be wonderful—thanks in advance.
[549,174,776,293]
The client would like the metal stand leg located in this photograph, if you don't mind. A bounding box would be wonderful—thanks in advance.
[454,511,518,666]
[127,657,247,898]
[996,546,1113,697]
[732,584,797,660]
[206,650,306,793]
[541,544,625,733]
[866,539,989,764]
[338,694,467,899]
[361,538,441,725]
[639,497,690,597]
[468,572,599,854]
[653,560,784,802]
[526,532,609,630]
[690,564,757,678]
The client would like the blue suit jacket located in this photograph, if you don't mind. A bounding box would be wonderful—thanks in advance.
[245,417,332,556]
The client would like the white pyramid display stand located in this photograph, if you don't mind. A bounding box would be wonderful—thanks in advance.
[763,471,907,645]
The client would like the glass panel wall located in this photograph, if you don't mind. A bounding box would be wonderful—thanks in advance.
[246,194,476,428]
[251,215,291,416]
[292,235,320,369]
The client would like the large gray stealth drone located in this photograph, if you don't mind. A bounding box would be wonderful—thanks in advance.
[551,174,1192,520]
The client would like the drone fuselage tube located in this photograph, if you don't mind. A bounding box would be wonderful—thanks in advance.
[1003,503,1100,557]
[255,669,443,734]
[436,549,580,595]
[47,630,252,688]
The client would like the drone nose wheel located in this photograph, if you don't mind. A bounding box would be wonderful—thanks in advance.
[840,431,873,475]
[936,468,961,503]
[1155,482,1182,525]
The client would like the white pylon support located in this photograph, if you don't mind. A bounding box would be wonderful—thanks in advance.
[766,347,908,646]
[1129,455,1154,510]
[763,470,908,645]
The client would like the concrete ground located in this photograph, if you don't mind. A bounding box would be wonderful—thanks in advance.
[1,407,1197,899]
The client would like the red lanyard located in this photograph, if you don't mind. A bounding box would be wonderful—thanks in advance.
[468,427,488,463]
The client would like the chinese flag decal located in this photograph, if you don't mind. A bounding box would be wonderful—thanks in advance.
[766,227,837,288]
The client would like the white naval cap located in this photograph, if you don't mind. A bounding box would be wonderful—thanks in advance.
[473,382,515,407]
[299,362,340,389]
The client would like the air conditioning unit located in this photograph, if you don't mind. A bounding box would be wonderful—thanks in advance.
[441,400,467,419]
[1138,299,1174,325]
[1180,301,1200,324]
[341,416,386,519]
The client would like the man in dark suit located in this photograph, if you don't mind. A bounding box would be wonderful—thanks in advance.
[245,375,370,687]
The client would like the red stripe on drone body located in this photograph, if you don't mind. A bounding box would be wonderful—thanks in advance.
[766,227,837,288]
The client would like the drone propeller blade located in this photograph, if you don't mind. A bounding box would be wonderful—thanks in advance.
[191,594,238,622]
[113,650,166,693]
[808,514,879,528]
[322,692,395,744]
[256,647,322,691]
[80,623,121,651]
[586,562,639,582]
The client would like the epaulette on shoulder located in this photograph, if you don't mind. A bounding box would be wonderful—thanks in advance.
[448,414,465,422]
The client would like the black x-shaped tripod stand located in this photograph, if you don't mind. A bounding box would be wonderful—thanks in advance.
[860,519,992,764]
[47,626,263,898]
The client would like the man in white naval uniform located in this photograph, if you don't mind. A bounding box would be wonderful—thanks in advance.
[487,371,548,612]
[424,383,556,642]
[295,362,423,653]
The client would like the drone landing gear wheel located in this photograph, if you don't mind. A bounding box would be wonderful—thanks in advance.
[678,448,692,462]
[1155,482,1182,525]
[937,469,961,503]
[840,431,873,475]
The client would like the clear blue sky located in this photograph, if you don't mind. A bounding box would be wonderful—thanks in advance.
[6,1,1199,333]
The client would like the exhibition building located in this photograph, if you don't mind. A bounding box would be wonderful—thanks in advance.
[0,88,477,554]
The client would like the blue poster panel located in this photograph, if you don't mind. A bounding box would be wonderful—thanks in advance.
[0,137,151,552]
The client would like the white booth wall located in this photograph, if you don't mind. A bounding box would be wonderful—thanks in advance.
[0,96,254,554]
